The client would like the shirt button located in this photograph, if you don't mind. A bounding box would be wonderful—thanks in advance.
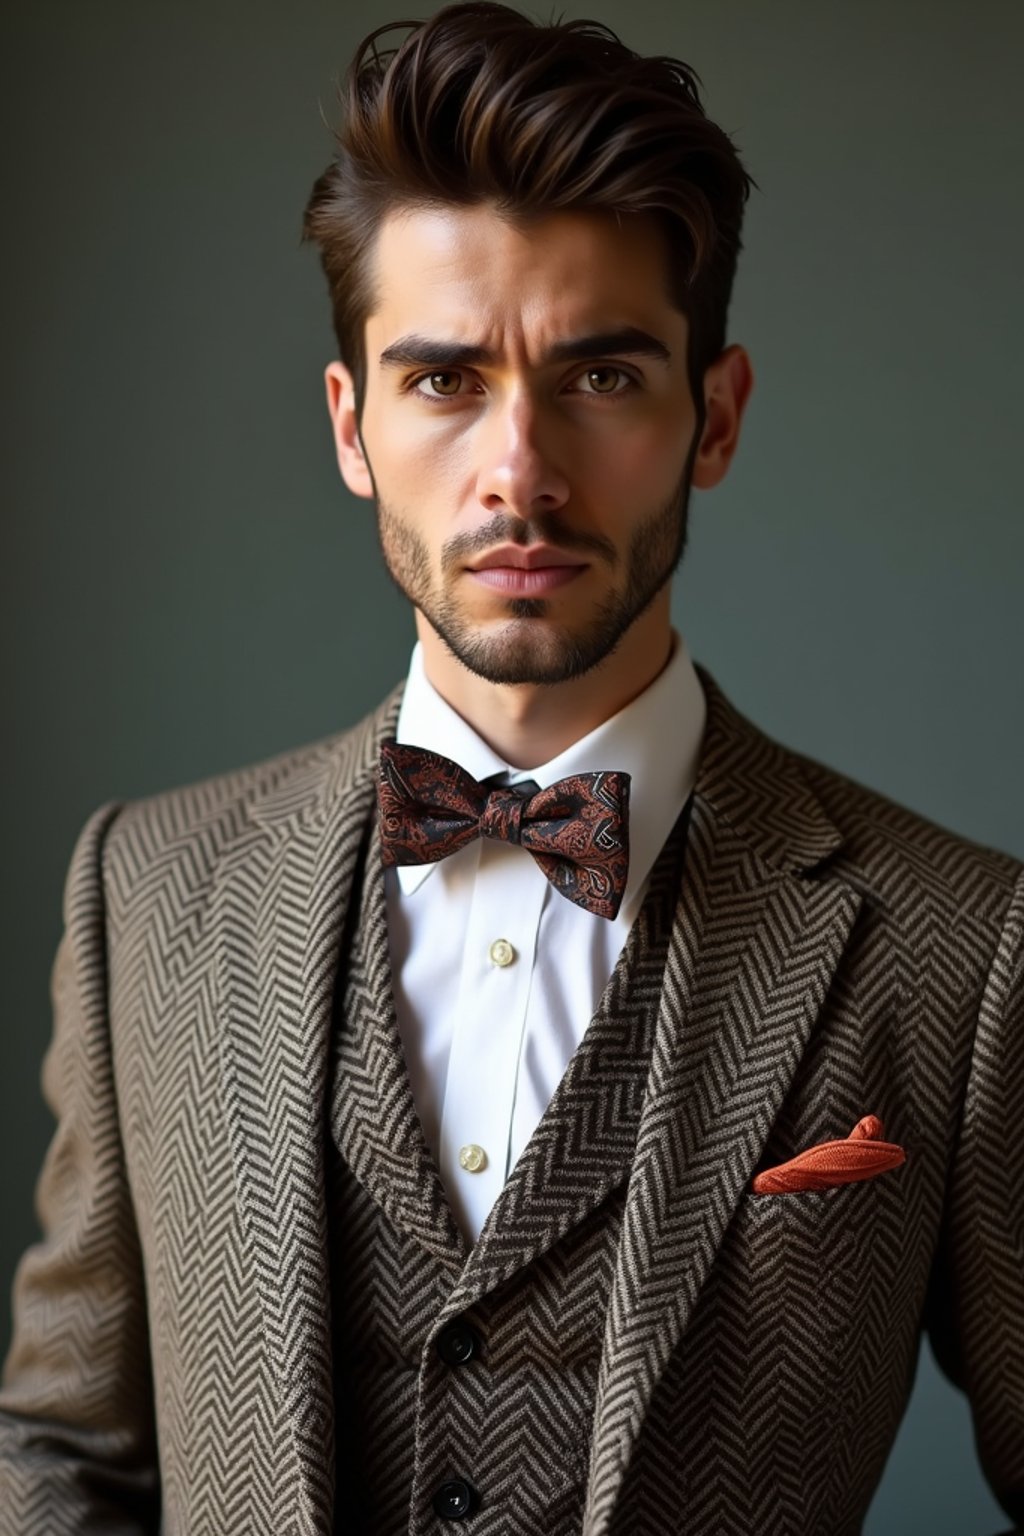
[488,937,516,967]
[435,1319,481,1366]
[458,1143,488,1174]
[433,1478,477,1520]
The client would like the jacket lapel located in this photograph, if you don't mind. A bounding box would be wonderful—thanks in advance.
[215,681,403,1535]
[583,664,865,1534]
[326,806,469,1270]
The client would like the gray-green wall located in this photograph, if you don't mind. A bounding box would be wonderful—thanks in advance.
[3,4,1021,1531]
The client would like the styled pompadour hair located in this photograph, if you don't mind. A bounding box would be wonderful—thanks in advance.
[301,1,757,427]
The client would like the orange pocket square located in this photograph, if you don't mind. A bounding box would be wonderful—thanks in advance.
[750,1114,906,1195]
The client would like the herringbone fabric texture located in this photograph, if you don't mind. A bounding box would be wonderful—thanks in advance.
[1,662,1022,1535]
[327,789,691,1534]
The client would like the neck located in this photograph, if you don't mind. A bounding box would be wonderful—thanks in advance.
[414,596,675,769]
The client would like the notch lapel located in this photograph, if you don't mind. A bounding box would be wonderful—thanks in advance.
[215,681,403,1535]
[326,806,469,1270]
[583,666,865,1534]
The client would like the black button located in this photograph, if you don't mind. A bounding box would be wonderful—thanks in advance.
[433,1478,477,1520]
[435,1320,480,1366]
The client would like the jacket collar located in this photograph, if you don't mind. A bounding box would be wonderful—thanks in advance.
[248,661,844,879]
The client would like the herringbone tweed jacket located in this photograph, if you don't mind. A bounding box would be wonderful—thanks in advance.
[1,661,1022,1536]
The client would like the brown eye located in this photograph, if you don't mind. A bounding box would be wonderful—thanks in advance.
[585,367,621,393]
[411,370,463,399]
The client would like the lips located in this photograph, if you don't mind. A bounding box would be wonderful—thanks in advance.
[467,544,586,572]
[467,563,586,595]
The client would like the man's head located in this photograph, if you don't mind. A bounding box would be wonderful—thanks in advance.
[302,2,755,691]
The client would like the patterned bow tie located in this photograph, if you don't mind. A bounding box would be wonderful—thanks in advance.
[377,739,631,919]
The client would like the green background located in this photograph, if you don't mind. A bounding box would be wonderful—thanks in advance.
[2,3,1021,1530]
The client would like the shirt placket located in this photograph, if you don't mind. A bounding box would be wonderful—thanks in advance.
[436,837,544,1243]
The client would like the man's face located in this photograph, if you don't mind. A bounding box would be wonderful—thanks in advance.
[327,204,707,686]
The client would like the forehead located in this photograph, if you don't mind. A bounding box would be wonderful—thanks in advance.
[366,203,681,349]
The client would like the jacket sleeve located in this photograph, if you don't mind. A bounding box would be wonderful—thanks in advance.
[923,864,1024,1534]
[0,800,160,1535]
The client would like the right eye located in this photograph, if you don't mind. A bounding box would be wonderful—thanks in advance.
[407,370,469,402]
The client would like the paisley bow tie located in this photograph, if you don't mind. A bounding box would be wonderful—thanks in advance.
[377,739,631,919]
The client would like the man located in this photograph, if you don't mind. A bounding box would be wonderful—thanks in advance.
[2,3,1022,1533]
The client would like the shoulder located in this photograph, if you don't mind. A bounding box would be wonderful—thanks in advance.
[787,738,1021,939]
[97,681,403,918]
[695,662,1021,936]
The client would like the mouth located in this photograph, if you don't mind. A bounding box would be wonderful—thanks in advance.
[465,542,589,594]
[466,564,587,595]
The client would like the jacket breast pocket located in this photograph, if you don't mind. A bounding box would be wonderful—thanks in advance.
[722,1165,909,1368]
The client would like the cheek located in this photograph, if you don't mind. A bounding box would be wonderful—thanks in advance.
[393,434,472,510]
[374,431,460,522]
[583,417,687,494]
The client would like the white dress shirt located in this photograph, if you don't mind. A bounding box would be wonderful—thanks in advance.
[384,628,707,1243]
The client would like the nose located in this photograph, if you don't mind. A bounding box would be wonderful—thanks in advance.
[474,395,571,522]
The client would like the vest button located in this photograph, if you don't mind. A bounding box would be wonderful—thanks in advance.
[436,1319,481,1367]
[433,1478,477,1520]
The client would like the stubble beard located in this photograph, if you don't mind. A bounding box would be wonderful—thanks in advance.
[375,458,695,687]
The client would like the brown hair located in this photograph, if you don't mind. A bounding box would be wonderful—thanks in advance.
[301,1,758,431]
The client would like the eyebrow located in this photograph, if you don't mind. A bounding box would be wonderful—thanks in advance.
[378,326,673,373]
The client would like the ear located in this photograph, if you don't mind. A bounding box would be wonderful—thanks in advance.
[324,361,374,500]
[690,344,755,491]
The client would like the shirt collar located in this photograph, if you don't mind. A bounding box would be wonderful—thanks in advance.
[391,628,707,917]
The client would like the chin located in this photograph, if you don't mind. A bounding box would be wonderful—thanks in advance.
[437,613,621,687]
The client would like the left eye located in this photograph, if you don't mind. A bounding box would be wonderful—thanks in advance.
[407,365,638,403]
[573,366,636,396]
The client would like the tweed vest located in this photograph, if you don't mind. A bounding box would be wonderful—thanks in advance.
[325,791,693,1536]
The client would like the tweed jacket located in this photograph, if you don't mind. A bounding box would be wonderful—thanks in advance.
[1,661,1022,1535]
